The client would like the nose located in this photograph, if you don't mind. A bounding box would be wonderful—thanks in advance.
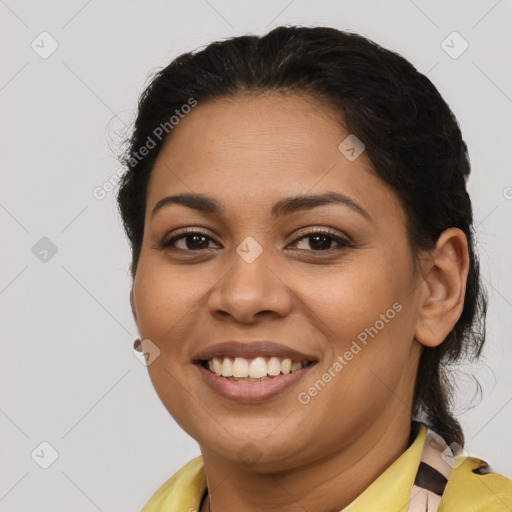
[207,243,293,324]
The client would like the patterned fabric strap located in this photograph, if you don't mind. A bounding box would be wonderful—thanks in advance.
[407,427,456,511]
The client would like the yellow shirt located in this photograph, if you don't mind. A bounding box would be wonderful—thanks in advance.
[141,424,512,511]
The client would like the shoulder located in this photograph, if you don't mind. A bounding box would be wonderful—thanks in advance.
[440,456,512,511]
[141,456,206,512]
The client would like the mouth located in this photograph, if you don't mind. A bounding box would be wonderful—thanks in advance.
[192,340,319,402]
[198,356,317,382]
[194,356,318,403]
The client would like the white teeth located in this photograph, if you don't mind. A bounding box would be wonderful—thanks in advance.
[291,361,303,373]
[249,357,267,378]
[267,357,281,376]
[221,357,234,377]
[212,358,222,375]
[281,358,292,374]
[232,357,249,378]
[205,356,310,378]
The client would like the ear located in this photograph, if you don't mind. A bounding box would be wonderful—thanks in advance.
[130,288,138,327]
[414,227,470,348]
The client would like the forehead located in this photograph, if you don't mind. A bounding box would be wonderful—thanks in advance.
[145,92,403,224]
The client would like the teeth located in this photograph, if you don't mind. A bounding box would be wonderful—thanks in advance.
[267,357,281,376]
[281,358,292,374]
[207,356,310,378]
[232,357,249,377]
[220,357,234,377]
[249,357,267,378]
[212,358,222,375]
[291,361,303,373]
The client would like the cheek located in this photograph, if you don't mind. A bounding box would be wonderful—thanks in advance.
[133,263,206,430]
[300,251,415,392]
[304,253,407,340]
[133,259,205,340]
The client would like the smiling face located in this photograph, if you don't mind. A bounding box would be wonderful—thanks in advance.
[130,91,427,471]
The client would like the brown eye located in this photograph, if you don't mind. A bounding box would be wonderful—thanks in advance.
[289,229,354,252]
[161,231,220,251]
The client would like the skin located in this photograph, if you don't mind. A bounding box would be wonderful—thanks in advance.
[130,92,469,512]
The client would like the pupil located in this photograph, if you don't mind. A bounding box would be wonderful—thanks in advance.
[310,235,331,250]
[187,235,209,250]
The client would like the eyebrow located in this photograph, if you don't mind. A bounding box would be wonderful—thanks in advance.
[150,191,370,220]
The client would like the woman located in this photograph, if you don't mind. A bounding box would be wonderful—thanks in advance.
[117,26,512,511]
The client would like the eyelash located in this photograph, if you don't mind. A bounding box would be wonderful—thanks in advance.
[159,227,355,253]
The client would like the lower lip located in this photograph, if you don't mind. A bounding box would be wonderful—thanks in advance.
[195,362,317,403]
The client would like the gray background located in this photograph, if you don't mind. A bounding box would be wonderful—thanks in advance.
[1,0,511,510]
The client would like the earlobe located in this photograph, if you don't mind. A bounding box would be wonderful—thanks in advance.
[414,228,469,348]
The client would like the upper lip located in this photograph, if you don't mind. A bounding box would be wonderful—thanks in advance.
[192,341,318,363]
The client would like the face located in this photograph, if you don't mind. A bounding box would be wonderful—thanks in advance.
[130,92,425,471]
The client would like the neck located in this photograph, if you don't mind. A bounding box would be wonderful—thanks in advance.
[199,412,414,512]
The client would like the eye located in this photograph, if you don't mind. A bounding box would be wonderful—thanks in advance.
[288,228,354,252]
[160,229,221,251]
